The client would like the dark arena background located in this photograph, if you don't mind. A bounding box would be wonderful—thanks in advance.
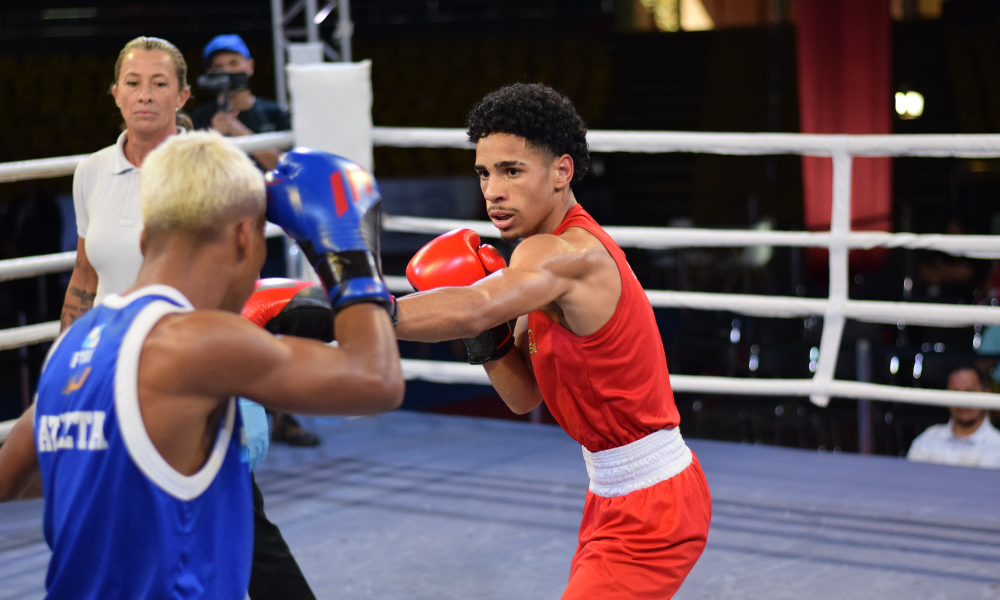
[1,1,999,599]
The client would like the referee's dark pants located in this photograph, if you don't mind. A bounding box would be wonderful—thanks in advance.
[249,475,316,600]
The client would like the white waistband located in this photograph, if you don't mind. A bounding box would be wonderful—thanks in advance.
[582,428,692,498]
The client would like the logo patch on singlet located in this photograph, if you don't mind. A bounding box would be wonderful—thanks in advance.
[70,325,104,369]
[62,367,92,394]
[66,324,103,392]
[82,325,103,349]
[527,329,537,354]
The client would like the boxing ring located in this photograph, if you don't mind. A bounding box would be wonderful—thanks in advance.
[2,128,1000,427]
[1,129,1000,598]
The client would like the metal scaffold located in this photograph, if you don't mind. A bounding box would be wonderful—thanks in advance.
[270,0,354,110]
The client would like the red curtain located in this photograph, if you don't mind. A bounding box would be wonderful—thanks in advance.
[796,0,892,270]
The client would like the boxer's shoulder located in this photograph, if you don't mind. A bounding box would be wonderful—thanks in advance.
[513,227,614,277]
[141,310,265,367]
[138,309,285,403]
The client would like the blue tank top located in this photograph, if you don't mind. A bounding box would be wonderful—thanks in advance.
[34,285,253,600]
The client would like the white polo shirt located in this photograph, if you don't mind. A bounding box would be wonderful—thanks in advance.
[73,131,144,305]
[907,418,1000,469]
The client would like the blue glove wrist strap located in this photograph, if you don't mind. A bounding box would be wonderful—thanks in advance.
[312,250,395,318]
[330,277,394,312]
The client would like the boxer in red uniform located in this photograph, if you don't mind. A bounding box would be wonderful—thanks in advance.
[395,83,712,599]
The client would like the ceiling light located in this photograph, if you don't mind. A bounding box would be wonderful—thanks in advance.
[895,90,924,120]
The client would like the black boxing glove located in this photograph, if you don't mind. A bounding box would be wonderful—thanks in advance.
[463,320,516,365]
[242,278,334,342]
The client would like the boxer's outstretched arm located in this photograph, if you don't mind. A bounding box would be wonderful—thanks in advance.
[395,234,582,342]
[146,303,404,415]
[483,316,544,414]
[0,406,43,502]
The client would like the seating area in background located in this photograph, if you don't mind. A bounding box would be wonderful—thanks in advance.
[0,54,121,164]
[356,33,612,178]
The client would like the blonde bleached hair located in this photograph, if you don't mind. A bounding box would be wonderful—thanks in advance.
[140,130,265,240]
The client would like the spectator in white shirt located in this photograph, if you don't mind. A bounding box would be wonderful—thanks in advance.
[907,367,1000,469]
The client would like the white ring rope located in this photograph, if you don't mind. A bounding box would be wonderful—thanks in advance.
[373,126,1000,157]
[5,220,999,286]
[384,215,1000,257]
[3,128,1000,442]
[0,321,60,352]
[399,359,1000,410]
[10,128,1000,183]
[0,251,76,283]
[0,132,295,184]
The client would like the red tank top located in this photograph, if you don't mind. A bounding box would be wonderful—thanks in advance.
[527,205,679,452]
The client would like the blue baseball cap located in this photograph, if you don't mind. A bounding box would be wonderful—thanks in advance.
[203,34,251,65]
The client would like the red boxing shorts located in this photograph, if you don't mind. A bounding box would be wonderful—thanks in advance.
[562,428,712,600]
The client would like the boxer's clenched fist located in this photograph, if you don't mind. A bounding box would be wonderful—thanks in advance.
[406,228,505,291]
[265,149,393,316]
[406,229,514,365]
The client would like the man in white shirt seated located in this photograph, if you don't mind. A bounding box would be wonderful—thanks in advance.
[907,366,1000,469]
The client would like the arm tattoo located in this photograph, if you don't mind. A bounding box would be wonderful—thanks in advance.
[61,286,96,330]
[68,287,96,304]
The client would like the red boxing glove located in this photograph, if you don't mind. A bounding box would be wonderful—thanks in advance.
[241,278,334,343]
[406,230,514,365]
[406,229,506,291]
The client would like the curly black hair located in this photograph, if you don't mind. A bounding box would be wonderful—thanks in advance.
[466,83,590,183]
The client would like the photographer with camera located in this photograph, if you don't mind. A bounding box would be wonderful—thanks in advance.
[191,35,289,170]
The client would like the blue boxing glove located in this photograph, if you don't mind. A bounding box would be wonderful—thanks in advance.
[265,148,393,316]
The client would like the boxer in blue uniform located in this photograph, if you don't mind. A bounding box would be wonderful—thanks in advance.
[0,131,403,599]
